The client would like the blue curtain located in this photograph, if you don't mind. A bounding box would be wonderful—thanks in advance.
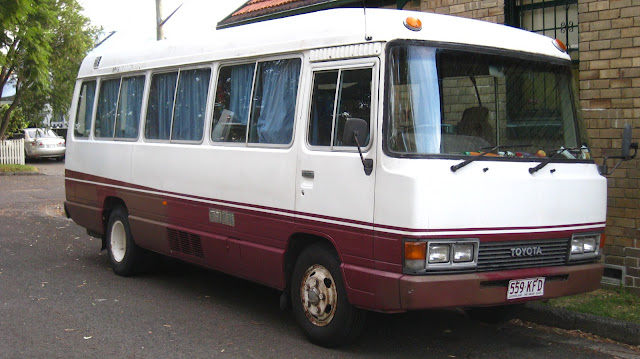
[75,81,96,138]
[95,79,120,138]
[172,69,211,141]
[251,59,301,144]
[115,76,144,139]
[145,72,177,140]
[407,46,441,153]
[229,64,254,125]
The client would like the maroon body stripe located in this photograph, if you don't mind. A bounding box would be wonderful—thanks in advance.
[65,170,605,311]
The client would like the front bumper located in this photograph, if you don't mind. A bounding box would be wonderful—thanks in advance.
[343,263,603,312]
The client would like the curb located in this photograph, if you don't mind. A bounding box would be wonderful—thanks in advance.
[517,302,640,346]
[0,171,41,176]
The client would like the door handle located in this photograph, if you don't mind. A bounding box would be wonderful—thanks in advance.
[301,170,314,179]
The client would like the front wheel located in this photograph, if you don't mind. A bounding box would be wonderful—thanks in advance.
[105,206,140,276]
[290,243,366,347]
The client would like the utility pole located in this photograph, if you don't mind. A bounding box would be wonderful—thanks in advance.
[156,0,164,41]
[156,0,184,41]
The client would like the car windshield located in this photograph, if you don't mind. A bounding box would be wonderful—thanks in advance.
[386,44,587,160]
[27,129,58,138]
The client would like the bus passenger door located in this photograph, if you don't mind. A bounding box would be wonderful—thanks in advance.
[295,59,378,259]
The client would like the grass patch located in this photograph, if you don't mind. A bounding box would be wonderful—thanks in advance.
[0,164,38,173]
[544,287,640,324]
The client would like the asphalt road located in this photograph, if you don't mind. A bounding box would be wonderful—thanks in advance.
[1,160,639,358]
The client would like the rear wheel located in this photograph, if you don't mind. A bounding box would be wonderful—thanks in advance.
[290,243,366,347]
[106,206,140,276]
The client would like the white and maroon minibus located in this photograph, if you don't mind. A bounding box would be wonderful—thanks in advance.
[65,8,624,347]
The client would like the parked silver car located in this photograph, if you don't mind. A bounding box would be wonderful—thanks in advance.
[17,128,66,161]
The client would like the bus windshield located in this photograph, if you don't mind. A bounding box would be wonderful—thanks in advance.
[386,44,587,159]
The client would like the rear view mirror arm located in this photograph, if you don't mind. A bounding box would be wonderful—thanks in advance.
[599,123,638,175]
[599,144,637,175]
[353,131,373,176]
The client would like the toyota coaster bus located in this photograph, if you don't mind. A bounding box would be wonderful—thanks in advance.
[64,8,636,347]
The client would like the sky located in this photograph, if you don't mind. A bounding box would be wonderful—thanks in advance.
[2,0,248,99]
[78,0,248,44]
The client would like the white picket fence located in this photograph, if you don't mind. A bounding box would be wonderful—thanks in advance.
[0,139,25,165]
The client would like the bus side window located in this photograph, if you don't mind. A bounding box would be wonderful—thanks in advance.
[172,68,211,142]
[75,80,96,139]
[212,64,255,143]
[95,78,121,138]
[248,58,301,145]
[115,76,145,139]
[145,72,178,141]
[308,68,372,148]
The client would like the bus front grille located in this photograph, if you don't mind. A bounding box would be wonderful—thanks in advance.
[477,238,569,272]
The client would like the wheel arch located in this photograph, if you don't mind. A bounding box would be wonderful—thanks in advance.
[283,232,340,293]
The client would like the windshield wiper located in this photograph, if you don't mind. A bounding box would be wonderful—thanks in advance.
[450,144,531,173]
[528,147,575,174]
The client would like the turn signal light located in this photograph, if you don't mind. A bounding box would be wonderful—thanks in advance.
[404,17,422,31]
[405,241,426,260]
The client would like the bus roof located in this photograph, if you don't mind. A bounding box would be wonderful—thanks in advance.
[78,8,570,78]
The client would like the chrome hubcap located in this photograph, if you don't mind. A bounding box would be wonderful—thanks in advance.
[300,264,337,326]
[110,220,126,263]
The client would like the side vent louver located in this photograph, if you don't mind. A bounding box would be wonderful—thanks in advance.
[167,228,204,258]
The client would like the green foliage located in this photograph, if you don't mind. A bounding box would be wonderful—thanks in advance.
[0,0,99,139]
[0,164,38,173]
[545,287,640,324]
[0,104,28,136]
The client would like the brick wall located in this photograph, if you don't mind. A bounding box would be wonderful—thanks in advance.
[578,0,640,294]
[405,0,506,23]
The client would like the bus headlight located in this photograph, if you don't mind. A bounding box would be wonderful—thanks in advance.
[453,243,475,263]
[428,244,450,264]
[569,233,601,262]
[404,239,479,274]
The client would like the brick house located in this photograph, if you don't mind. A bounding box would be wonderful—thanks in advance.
[220,0,640,294]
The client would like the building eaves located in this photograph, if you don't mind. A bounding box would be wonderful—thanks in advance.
[217,0,358,29]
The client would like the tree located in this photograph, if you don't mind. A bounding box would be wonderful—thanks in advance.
[0,0,98,139]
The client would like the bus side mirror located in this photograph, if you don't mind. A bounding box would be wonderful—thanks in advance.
[599,123,638,175]
[342,118,368,146]
[621,123,634,158]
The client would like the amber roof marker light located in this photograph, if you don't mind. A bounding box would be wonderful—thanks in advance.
[552,38,567,53]
[404,17,422,31]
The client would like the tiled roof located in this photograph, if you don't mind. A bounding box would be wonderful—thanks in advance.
[232,0,303,17]
[218,0,356,28]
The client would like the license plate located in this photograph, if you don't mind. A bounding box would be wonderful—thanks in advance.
[46,145,55,148]
[507,277,545,300]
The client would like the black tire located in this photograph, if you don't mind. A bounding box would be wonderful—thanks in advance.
[290,243,366,347]
[105,206,140,276]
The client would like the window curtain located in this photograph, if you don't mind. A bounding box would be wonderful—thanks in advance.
[75,81,96,138]
[115,76,144,139]
[95,79,121,138]
[172,69,211,141]
[389,47,441,154]
[407,46,441,153]
[145,72,177,140]
[253,59,301,144]
[229,64,254,125]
